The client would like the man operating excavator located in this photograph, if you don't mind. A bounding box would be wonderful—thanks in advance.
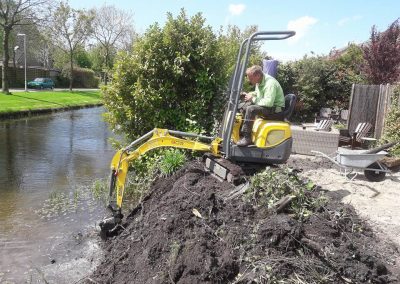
[237,65,285,146]
[99,31,298,237]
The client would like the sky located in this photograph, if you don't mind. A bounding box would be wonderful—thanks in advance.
[68,0,399,61]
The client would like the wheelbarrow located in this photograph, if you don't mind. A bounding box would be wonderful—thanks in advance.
[312,142,398,182]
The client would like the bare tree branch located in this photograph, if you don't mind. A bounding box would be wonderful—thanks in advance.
[0,0,50,93]
[46,1,94,90]
[92,4,134,83]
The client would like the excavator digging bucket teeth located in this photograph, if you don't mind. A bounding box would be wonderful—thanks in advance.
[99,211,124,239]
[99,173,124,239]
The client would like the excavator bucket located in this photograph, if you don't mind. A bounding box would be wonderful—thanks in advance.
[99,150,129,238]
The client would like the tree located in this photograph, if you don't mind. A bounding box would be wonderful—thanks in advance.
[74,46,92,68]
[13,21,50,68]
[87,43,116,83]
[87,44,105,71]
[103,9,226,139]
[330,43,365,77]
[363,18,400,84]
[216,25,265,86]
[92,4,134,84]
[34,39,54,69]
[0,0,49,93]
[47,1,94,90]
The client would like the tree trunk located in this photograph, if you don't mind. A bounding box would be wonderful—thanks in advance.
[69,51,73,91]
[104,49,109,85]
[2,28,11,94]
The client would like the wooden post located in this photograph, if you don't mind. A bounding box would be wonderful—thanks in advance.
[347,83,355,129]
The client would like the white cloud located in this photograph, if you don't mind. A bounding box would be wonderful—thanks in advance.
[268,49,317,62]
[338,17,350,26]
[268,51,300,62]
[228,4,246,16]
[338,15,362,26]
[287,16,318,44]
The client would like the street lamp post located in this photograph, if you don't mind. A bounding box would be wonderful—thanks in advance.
[17,33,27,91]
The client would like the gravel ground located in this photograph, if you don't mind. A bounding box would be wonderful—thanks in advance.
[287,154,400,248]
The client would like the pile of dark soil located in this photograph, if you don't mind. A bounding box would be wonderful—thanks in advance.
[88,161,398,283]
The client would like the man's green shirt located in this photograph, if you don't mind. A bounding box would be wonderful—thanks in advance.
[249,73,285,110]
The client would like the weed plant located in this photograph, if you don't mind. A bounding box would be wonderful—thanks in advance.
[159,149,187,176]
[244,166,326,220]
[91,179,109,204]
[123,148,187,203]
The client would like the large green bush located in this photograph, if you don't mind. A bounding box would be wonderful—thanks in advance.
[103,9,226,139]
[72,67,100,88]
[277,53,365,121]
[278,57,336,121]
[56,66,100,88]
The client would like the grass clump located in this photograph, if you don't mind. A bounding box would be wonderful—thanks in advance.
[91,179,109,204]
[159,149,187,176]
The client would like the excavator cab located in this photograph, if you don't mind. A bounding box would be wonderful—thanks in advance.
[219,31,296,164]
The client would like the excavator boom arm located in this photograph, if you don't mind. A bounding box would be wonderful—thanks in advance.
[109,128,219,210]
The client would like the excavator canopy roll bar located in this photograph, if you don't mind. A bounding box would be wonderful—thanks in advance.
[221,31,295,159]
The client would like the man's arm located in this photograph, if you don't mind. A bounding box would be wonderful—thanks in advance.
[254,82,277,107]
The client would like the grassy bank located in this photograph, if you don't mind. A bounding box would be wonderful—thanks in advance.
[0,90,102,114]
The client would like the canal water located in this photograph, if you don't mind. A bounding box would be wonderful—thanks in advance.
[0,107,115,283]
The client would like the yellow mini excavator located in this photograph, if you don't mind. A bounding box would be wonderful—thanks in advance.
[99,31,297,236]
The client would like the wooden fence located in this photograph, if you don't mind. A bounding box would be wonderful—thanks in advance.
[347,84,397,139]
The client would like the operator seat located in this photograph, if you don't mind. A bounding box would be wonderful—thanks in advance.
[282,93,296,121]
[264,93,296,121]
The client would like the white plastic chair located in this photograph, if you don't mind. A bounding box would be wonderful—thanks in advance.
[315,119,333,131]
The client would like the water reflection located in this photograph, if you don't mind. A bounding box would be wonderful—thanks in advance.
[0,107,114,282]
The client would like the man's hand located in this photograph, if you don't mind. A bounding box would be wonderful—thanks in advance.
[244,93,253,102]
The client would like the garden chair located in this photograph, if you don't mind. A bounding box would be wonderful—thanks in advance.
[315,119,333,131]
[338,122,374,149]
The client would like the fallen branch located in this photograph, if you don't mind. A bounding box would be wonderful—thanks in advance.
[272,195,296,213]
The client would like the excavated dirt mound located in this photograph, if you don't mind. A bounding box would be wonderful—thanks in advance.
[88,161,399,283]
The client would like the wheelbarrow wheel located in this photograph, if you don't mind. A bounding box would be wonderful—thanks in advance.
[364,162,386,182]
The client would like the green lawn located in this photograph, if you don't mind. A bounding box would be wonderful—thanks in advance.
[0,90,102,114]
